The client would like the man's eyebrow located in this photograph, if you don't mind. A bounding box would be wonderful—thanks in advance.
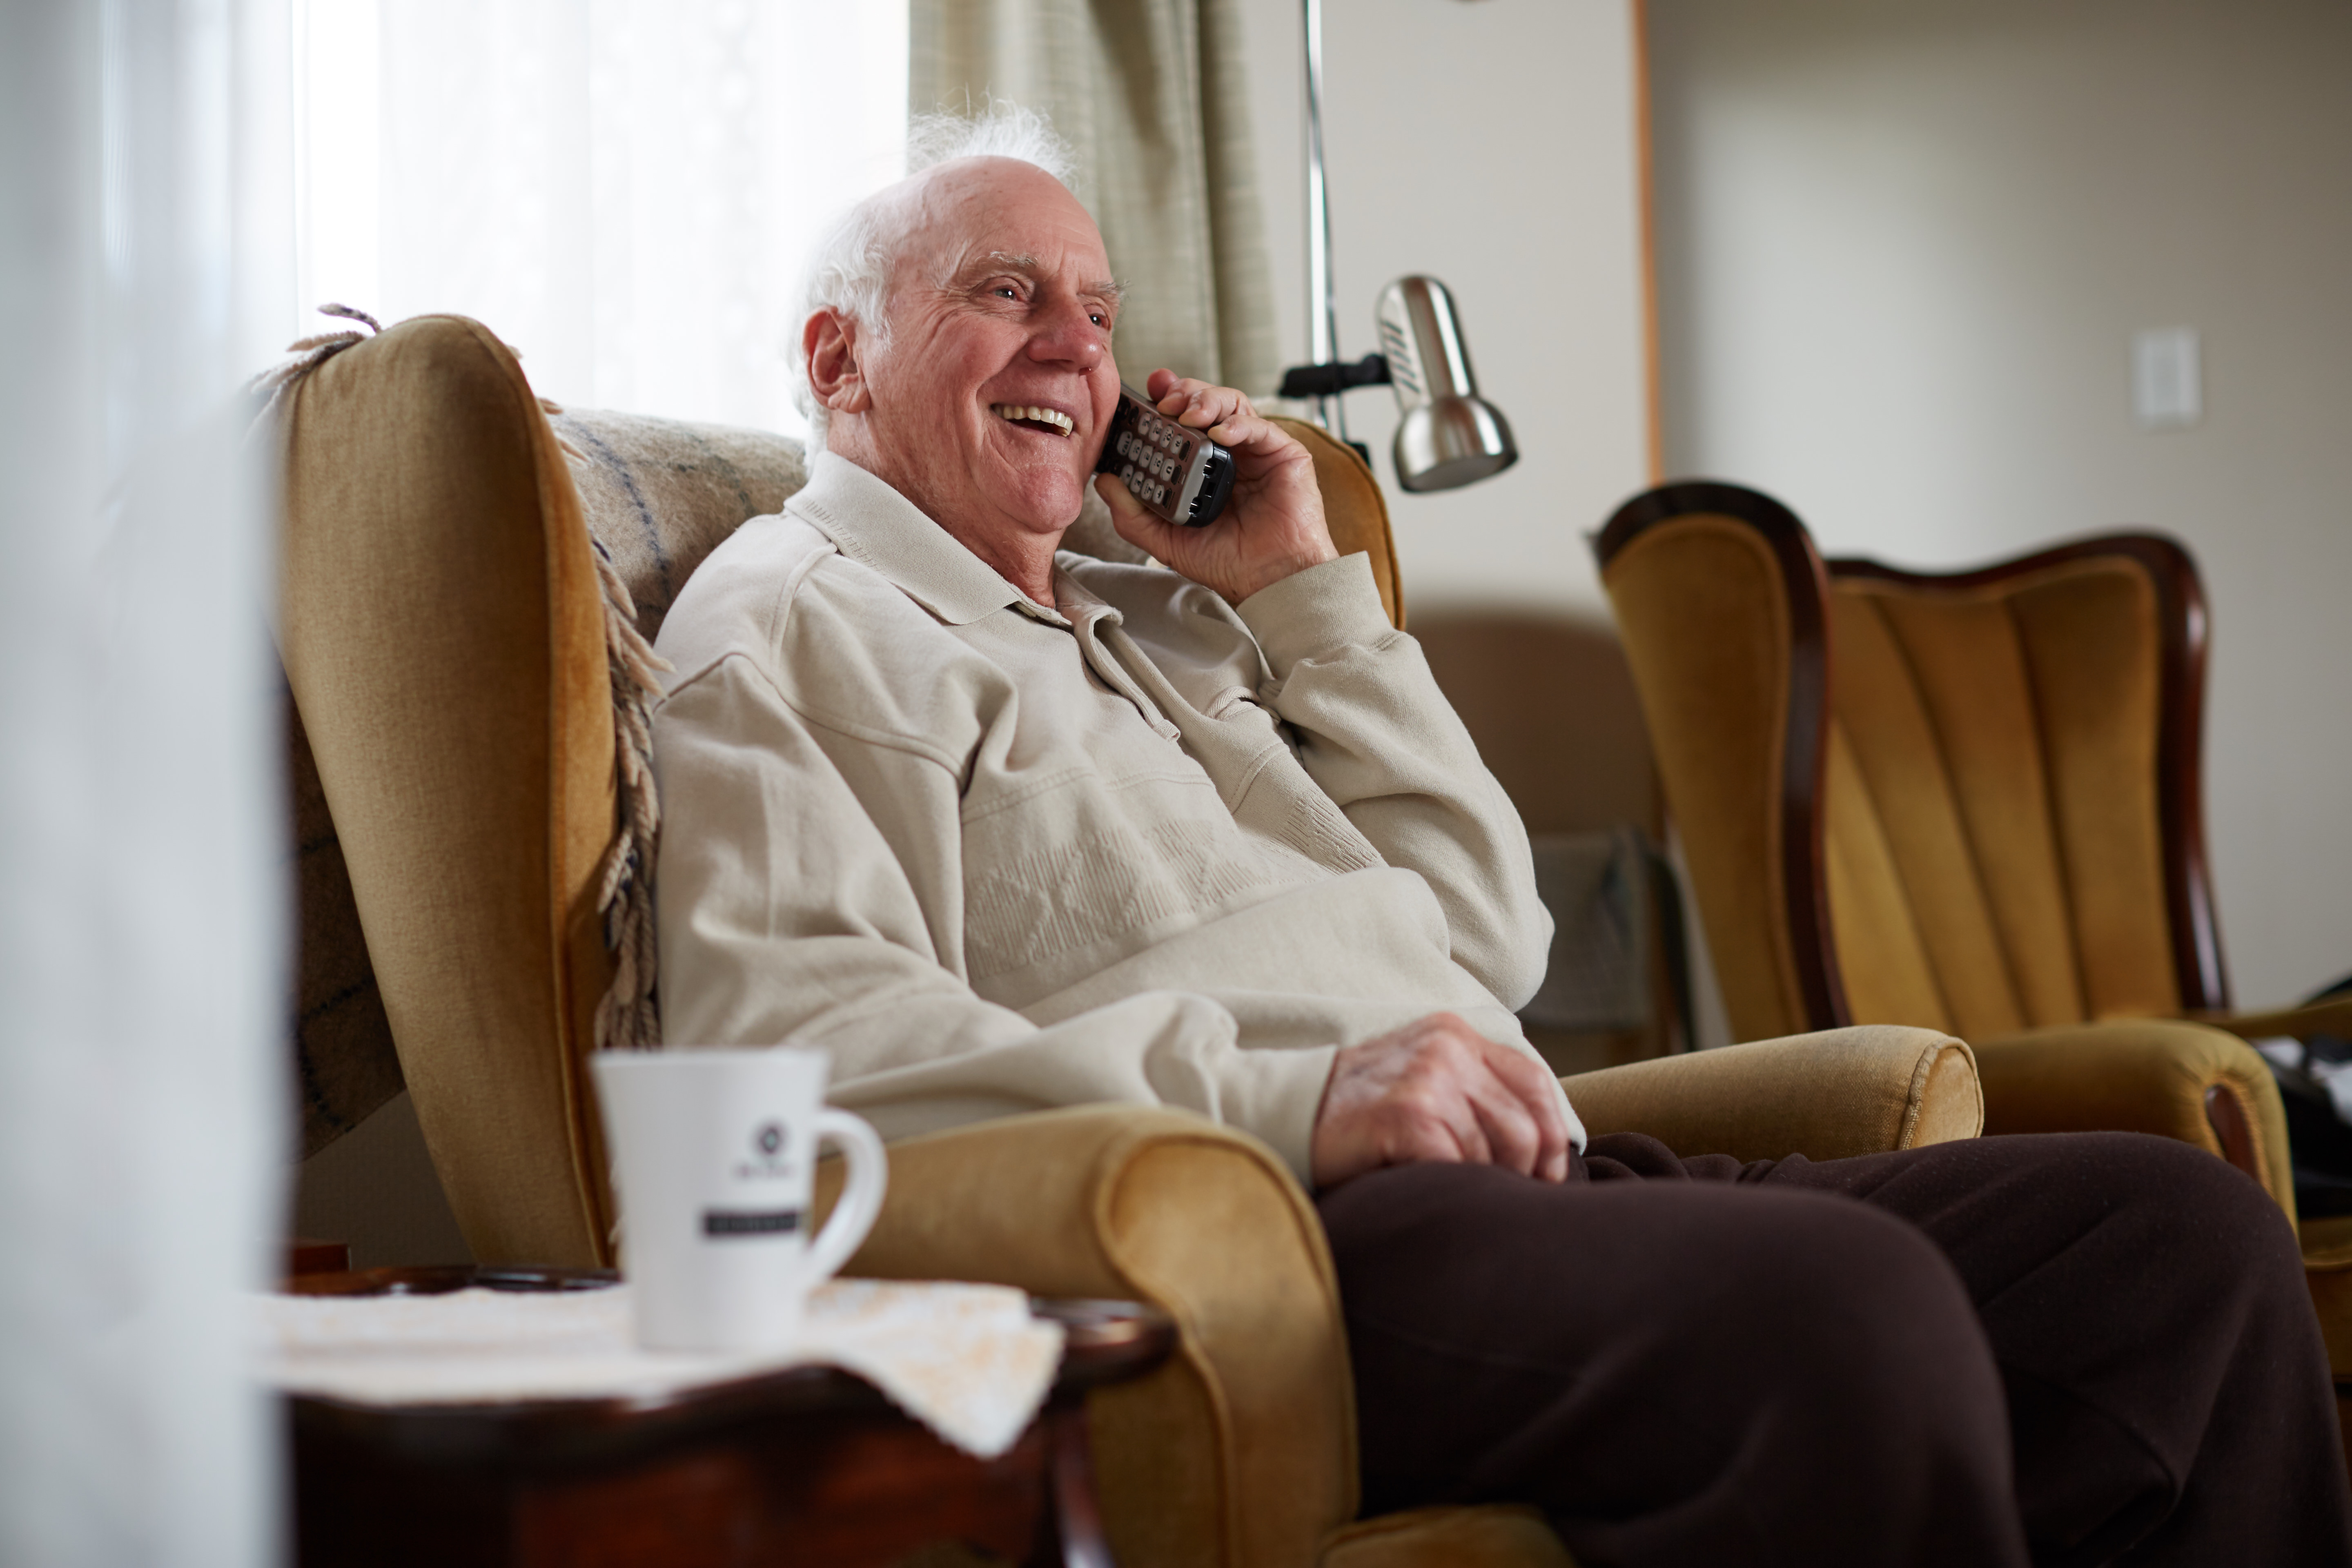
[958,251,1127,308]
[948,250,1045,286]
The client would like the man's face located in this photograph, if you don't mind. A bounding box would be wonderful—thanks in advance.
[842,158,1122,547]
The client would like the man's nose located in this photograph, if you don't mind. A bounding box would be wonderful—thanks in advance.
[1027,298,1107,368]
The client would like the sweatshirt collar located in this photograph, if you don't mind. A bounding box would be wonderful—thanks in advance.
[789,452,1058,628]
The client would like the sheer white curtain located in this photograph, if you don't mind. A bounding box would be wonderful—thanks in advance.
[294,0,909,436]
[2,2,292,1564]
[1,5,908,1562]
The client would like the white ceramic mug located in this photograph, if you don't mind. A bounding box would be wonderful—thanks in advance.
[591,1047,887,1352]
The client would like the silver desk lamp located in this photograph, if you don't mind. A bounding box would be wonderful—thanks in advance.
[1280,0,1519,492]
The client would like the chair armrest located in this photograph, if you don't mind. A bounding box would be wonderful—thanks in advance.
[2189,996,2352,1044]
[1973,1020,2295,1220]
[1561,1026,1982,1163]
[814,1105,1351,1568]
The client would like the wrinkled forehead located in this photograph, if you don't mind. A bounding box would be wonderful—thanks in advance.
[886,158,1111,290]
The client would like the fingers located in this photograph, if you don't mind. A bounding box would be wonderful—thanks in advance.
[1094,472,1178,561]
[1308,1013,1573,1189]
[1109,368,1332,606]
[1094,470,1146,528]
[1404,1016,1555,1180]
[1147,369,1250,423]
[1361,1025,1491,1169]
[1477,1038,1575,1183]
[1461,1058,1545,1177]
[1143,370,1277,454]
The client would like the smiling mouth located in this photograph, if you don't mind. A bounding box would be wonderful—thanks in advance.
[992,403,1075,438]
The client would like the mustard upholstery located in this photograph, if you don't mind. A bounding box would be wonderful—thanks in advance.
[2196,996,2352,1043]
[1822,561,2179,1036]
[276,321,1989,1567]
[811,1106,1355,1568]
[2306,1216,2352,1374]
[1597,480,2349,1364]
[1971,1022,2292,1213]
[278,316,618,1266]
[1287,416,1407,628]
[1601,512,1822,1042]
[1566,1026,1982,1163]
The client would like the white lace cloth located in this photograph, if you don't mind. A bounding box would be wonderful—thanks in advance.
[254,1279,1065,1459]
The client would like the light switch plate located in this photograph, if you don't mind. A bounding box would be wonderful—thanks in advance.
[2133,327,2202,430]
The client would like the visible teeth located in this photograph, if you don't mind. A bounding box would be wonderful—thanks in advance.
[993,403,1074,436]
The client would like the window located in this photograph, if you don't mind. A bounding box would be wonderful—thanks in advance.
[294,0,909,434]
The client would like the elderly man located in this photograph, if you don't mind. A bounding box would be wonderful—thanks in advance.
[651,115,2350,1566]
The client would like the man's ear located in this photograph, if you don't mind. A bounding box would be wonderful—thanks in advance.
[804,309,872,415]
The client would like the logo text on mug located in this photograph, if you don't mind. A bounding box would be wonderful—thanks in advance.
[737,1120,794,1180]
[702,1207,804,1238]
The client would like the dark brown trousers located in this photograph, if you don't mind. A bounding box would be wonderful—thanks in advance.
[1316,1131,2352,1567]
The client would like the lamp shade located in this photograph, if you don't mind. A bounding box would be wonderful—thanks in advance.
[1376,276,1519,492]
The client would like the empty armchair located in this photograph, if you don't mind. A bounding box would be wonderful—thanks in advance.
[1595,479,2352,1377]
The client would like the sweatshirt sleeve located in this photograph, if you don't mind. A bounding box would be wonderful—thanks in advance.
[1235,553,1553,1011]
[652,652,1339,1178]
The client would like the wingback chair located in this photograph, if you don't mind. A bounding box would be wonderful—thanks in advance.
[273,317,1986,1568]
[1595,479,2352,1383]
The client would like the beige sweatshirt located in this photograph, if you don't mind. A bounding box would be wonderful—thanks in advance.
[651,453,1582,1179]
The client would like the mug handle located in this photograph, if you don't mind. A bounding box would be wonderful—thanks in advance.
[804,1108,888,1284]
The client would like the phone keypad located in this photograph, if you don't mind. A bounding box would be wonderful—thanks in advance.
[1113,407,1196,509]
[1096,386,1230,526]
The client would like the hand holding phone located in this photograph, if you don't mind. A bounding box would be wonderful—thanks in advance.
[1095,370,1336,606]
[1094,383,1235,528]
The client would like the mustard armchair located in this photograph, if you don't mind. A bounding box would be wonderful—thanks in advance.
[1595,479,2352,1377]
[273,317,1984,1568]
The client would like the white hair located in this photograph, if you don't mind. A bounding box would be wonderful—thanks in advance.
[794,103,1080,453]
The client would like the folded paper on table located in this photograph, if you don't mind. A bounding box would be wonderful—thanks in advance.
[254,1278,1065,1459]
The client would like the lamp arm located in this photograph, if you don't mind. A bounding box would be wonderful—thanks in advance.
[1303,0,1346,440]
[1278,354,1392,401]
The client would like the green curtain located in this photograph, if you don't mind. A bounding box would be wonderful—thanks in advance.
[911,0,1282,398]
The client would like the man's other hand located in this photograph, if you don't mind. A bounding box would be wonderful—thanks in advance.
[1095,368,1339,605]
[1311,1013,1575,1190]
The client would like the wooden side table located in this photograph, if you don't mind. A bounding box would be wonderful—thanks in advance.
[283,1267,1174,1568]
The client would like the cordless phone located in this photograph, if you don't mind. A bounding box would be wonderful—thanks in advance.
[1095,385,1236,528]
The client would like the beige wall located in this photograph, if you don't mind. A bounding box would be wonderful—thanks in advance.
[1237,0,1653,615]
[1650,0,2352,1006]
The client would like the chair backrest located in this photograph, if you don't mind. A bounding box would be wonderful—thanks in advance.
[1595,481,2226,1045]
[279,313,1406,1266]
[280,317,622,1266]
